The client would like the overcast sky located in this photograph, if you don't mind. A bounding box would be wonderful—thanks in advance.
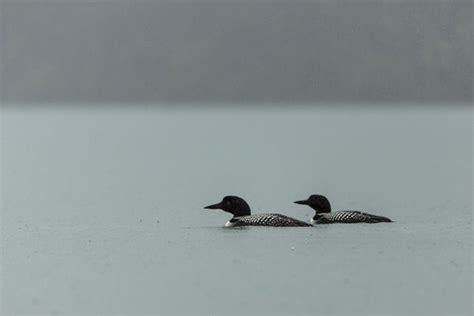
[1,0,472,104]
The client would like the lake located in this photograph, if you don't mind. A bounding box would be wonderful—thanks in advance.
[1,104,472,315]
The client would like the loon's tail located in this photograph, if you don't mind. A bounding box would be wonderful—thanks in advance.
[365,213,392,223]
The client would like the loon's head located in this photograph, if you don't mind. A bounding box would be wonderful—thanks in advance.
[204,195,251,217]
[294,194,331,214]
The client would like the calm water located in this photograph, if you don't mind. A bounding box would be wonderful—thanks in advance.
[1,105,472,315]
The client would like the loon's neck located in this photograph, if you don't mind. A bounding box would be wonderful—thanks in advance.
[225,218,238,227]
[312,213,327,220]
[312,213,334,224]
[314,208,331,216]
[225,216,247,227]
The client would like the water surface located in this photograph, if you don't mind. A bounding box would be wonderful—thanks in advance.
[1,105,472,315]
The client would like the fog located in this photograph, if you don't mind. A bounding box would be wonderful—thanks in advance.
[1,0,472,104]
[1,2,473,314]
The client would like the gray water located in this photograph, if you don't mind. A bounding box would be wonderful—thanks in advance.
[1,105,472,315]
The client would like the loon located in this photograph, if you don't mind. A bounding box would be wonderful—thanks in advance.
[294,194,392,224]
[204,195,312,227]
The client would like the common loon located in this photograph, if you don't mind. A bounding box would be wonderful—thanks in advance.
[294,194,392,224]
[204,195,312,227]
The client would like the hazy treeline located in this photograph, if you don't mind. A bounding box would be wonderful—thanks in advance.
[1,0,472,104]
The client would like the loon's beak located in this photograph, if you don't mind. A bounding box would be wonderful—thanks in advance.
[204,202,222,210]
[294,199,309,205]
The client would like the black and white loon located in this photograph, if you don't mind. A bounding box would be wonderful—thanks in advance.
[204,195,312,227]
[294,194,392,224]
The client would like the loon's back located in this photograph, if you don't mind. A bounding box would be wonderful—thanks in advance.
[314,210,392,224]
[229,213,312,227]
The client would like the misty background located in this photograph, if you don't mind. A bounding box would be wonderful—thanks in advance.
[1,1,473,315]
[1,0,472,104]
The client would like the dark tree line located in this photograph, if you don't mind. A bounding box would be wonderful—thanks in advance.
[1,1,472,104]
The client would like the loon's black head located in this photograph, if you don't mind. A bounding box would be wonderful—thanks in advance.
[294,194,331,213]
[204,195,251,217]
